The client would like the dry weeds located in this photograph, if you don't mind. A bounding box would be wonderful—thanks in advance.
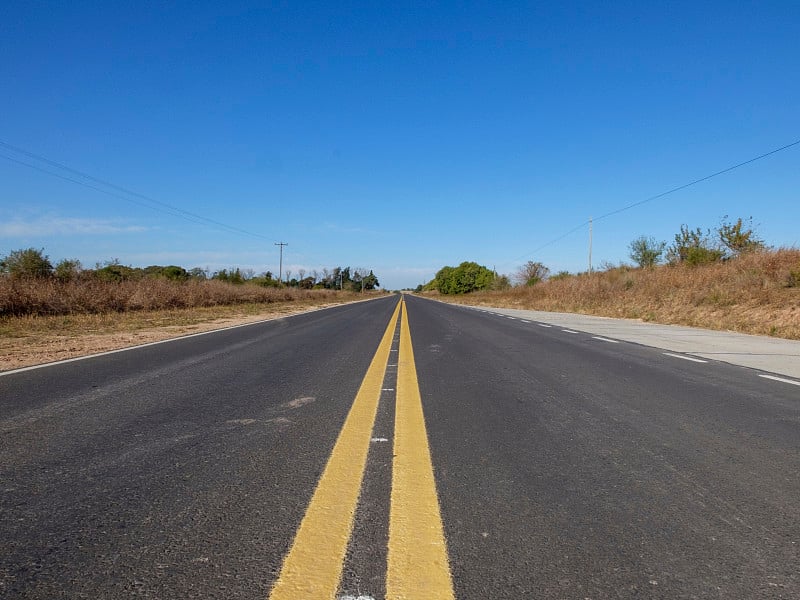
[0,277,332,316]
[439,248,800,340]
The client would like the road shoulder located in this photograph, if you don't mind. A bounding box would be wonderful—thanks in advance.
[432,299,800,379]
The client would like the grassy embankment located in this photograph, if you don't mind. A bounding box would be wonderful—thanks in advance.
[436,248,800,340]
[0,278,377,370]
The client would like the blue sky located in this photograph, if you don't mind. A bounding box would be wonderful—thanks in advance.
[2,1,798,289]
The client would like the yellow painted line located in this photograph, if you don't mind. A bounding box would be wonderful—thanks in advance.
[268,299,402,600]
[387,299,455,599]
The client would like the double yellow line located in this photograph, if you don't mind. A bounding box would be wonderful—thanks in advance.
[268,297,454,599]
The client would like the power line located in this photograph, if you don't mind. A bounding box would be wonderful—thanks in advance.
[0,153,208,227]
[0,140,273,241]
[508,138,800,266]
[593,138,800,223]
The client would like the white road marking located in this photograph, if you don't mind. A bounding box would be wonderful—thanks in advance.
[562,329,579,334]
[382,388,395,391]
[0,298,379,377]
[507,316,516,320]
[537,323,552,328]
[758,374,800,387]
[520,320,530,323]
[592,336,620,344]
[370,438,389,443]
[663,352,708,363]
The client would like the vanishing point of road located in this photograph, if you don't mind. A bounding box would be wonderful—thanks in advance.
[2,294,799,598]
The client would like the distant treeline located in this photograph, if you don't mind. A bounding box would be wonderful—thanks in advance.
[0,248,379,291]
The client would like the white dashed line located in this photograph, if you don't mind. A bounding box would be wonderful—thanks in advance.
[562,329,579,334]
[663,352,707,363]
[0,299,379,377]
[520,320,530,323]
[592,336,620,344]
[758,374,800,387]
[537,324,552,328]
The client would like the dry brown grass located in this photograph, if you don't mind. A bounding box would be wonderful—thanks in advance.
[0,277,333,316]
[0,280,379,371]
[438,248,800,339]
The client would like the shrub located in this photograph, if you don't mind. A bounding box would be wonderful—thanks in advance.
[93,263,140,282]
[0,248,53,279]
[628,236,666,268]
[427,262,497,294]
[157,265,190,281]
[718,216,765,256]
[212,268,246,284]
[0,277,345,317]
[667,225,724,266]
[787,264,800,288]
[515,261,550,286]
[54,259,82,282]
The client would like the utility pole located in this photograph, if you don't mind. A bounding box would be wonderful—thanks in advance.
[588,217,593,274]
[275,242,288,282]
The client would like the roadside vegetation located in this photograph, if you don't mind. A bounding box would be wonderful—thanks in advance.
[421,261,510,294]
[0,250,384,370]
[0,250,380,317]
[422,218,800,340]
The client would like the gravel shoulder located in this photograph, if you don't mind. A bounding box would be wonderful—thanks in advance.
[0,298,372,372]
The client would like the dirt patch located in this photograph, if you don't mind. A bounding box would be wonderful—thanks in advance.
[0,299,363,372]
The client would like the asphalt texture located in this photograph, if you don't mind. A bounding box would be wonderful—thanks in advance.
[2,293,800,599]
[1,297,398,599]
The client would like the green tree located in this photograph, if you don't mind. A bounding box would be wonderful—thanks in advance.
[628,236,666,268]
[94,261,141,281]
[718,216,765,256]
[428,261,496,294]
[212,268,245,284]
[143,265,190,281]
[188,267,208,280]
[54,258,82,282]
[666,225,724,266]
[362,270,379,290]
[0,248,54,278]
[329,266,352,290]
[426,266,454,292]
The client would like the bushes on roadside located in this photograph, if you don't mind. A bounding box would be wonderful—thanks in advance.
[425,261,498,294]
[0,277,341,317]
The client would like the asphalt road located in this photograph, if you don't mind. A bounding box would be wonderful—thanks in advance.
[2,294,799,599]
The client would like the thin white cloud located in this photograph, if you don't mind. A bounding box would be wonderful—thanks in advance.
[0,216,147,237]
